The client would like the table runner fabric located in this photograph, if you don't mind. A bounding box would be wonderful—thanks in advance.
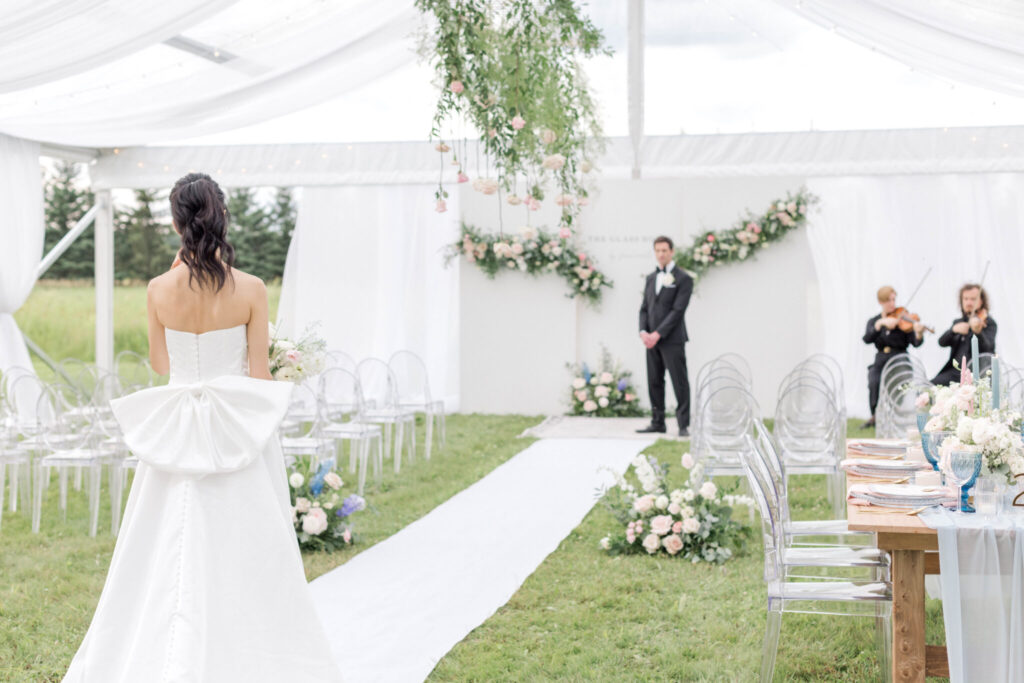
[919,508,1024,682]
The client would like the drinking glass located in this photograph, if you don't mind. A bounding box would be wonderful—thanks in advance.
[974,476,1002,517]
[922,430,952,472]
[916,412,928,435]
[949,450,983,513]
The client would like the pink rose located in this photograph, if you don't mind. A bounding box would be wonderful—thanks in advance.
[434,142,451,153]
[324,472,343,490]
[633,494,655,513]
[682,517,700,534]
[625,531,636,544]
[525,197,541,211]
[342,528,352,544]
[650,514,674,536]
[753,225,762,234]
[301,507,328,535]
[541,129,557,144]
[435,199,447,213]
[541,154,566,171]
[574,390,588,402]
[915,392,930,410]
[285,349,302,363]
[707,234,715,242]
[668,502,681,515]
[457,171,469,183]
[577,252,587,262]
[662,534,684,555]
[642,533,661,554]
[672,521,683,534]
[449,80,464,94]
[558,227,572,239]
[488,128,497,138]
[511,115,526,130]
[681,452,695,469]
[555,194,574,207]
[507,194,523,206]
[295,497,311,514]
[625,393,634,401]
[577,196,589,206]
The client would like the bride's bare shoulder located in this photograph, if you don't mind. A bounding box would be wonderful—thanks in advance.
[229,268,268,297]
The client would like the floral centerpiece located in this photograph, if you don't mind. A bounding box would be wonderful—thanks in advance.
[598,452,752,564]
[288,456,366,552]
[567,350,643,416]
[920,364,1024,484]
[269,322,327,383]
[449,223,612,303]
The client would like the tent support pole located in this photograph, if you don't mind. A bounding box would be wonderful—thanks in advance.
[628,0,645,180]
[95,190,114,374]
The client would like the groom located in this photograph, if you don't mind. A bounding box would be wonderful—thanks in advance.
[637,236,693,436]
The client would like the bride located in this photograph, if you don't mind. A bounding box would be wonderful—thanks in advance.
[63,173,343,682]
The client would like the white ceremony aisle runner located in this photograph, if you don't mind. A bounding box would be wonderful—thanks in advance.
[310,437,653,682]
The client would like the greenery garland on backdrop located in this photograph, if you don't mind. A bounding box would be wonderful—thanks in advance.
[676,188,817,281]
[416,0,609,230]
[448,223,612,302]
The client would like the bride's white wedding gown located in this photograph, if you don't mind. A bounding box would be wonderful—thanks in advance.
[63,324,343,682]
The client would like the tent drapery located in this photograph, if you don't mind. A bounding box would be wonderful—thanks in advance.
[88,126,1024,190]
[0,133,44,376]
[777,0,1024,98]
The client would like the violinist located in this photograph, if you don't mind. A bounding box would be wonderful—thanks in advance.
[862,285,926,428]
[932,283,997,386]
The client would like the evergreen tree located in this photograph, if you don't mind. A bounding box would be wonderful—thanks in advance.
[43,161,95,279]
[227,187,276,280]
[115,190,177,281]
[264,187,297,280]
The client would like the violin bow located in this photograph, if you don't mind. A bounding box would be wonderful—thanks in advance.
[978,259,991,288]
[902,267,932,309]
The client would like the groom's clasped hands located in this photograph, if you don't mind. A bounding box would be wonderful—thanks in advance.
[639,330,661,349]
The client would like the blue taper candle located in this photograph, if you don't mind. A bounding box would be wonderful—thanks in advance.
[993,355,1001,409]
[971,334,980,378]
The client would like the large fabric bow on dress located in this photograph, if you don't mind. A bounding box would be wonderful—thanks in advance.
[110,376,293,475]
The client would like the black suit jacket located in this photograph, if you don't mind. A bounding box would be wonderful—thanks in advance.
[935,313,997,376]
[639,264,693,345]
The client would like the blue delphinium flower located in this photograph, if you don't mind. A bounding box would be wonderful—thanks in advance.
[309,461,332,497]
[617,378,627,391]
[338,494,366,518]
[582,363,591,383]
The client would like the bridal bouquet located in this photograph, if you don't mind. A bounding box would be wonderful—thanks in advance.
[288,456,366,552]
[567,349,644,417]
[598,453,752,564]
[269,323,327,383]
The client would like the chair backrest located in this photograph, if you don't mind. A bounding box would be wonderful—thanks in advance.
[388,350,431,404]
[325,350,357,374]
[115,350,154,387]
[694,382,758,459]
[318,367,364,418]
[37,382,93,450]
[356,358,397,408]
[286,381,322,438]
[738,427,785,584]
[6,373,51,431]
[1,366,35,411]
[775,381,839,456]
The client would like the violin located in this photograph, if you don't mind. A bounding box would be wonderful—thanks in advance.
[969,307,988,329]
[891,307,934,334]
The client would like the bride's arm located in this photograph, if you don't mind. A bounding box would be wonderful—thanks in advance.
[246,279,273,380]
[146,281,169,376]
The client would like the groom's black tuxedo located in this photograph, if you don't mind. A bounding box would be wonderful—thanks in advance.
[639,264,693,430]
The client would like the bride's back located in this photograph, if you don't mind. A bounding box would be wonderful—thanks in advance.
[146,173,272,380]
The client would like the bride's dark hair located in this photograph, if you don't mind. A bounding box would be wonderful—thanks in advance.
[169,172,236,291]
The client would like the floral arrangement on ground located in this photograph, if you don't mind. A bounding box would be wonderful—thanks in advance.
[269,322,327,383]
[416,0,609,229]
[677,188,817,281]
[567,349,643,417]
[918,366,1024,484]
[449,223,611,302]
[288,456,366,552]
[599,452,753,564]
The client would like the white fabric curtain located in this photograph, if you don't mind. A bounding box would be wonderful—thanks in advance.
[806,174,1024,417]
[0,0,416,146]
[777,0,1024,97]
[0,0,240,93]
[924,508,1024,682]
[0,133,44,375]
[277,185,460,408]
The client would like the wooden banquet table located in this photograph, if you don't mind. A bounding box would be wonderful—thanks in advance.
[846,439,949,682]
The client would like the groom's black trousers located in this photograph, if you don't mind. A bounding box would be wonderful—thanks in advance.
[646,342,690,430]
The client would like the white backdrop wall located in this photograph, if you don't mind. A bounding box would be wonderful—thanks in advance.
[459,176,823,416]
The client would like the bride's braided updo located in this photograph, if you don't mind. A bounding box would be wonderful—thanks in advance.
[169,172,236,291]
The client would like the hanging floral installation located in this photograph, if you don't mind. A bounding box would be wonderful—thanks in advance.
[675,188,818,281]
[416,0,609,232]
[447,223,612,303]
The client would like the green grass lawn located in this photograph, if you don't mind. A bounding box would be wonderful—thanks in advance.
[5,284,947,681]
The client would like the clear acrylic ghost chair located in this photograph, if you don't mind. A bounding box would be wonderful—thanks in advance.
[739,432,892,682]
[774,380,846,518]
[1002,363,1024,411]
[279,382,335,469]
[317,368,384,495]
[356,358,416,472]
[751,418,873,548]
[806,354,846,413]
[691,357,753,468]
[876,354,929,438]
[31,383,109,536]
[115,349,155,388]
[389,350,445,459]
[713,352,753,385]
[694,378,759,478]
[0,394,31,528]
[325,350,358,374]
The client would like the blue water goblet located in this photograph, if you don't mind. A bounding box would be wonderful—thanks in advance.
[922,430,952,472]
[949,450,983,513]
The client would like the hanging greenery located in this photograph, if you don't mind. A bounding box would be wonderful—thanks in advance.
[416,0,609,229]
[675,188,818,281]
[448,223,612,303]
